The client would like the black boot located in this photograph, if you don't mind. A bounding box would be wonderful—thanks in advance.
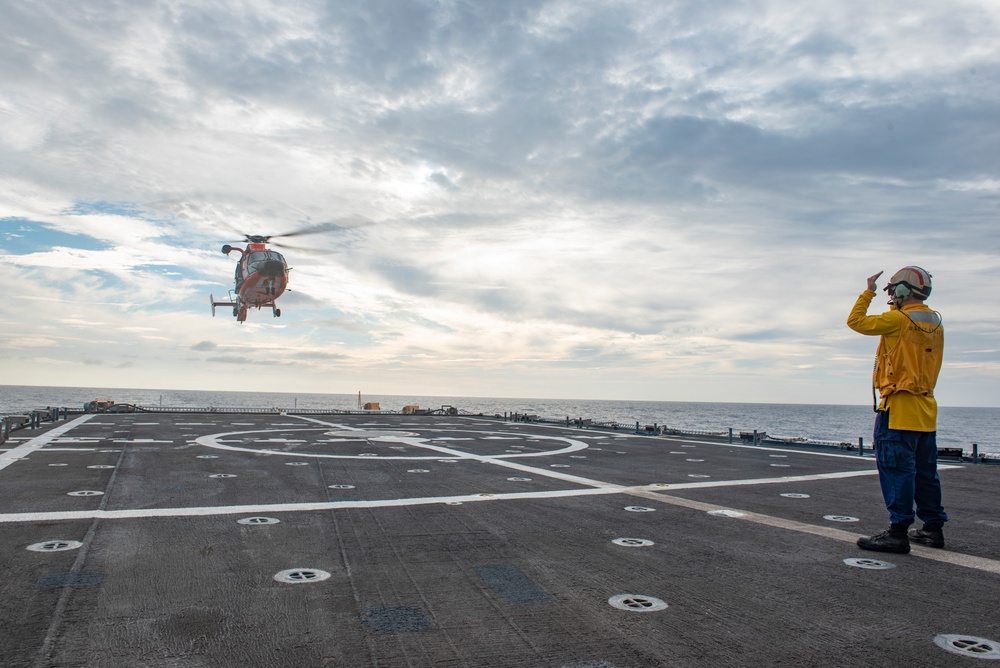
[858,525,910,554]
[908,524,945,548]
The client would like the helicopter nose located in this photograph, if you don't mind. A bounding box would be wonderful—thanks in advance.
[259,260,284,277]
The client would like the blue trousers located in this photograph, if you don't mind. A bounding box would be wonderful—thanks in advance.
[873,411,948,527]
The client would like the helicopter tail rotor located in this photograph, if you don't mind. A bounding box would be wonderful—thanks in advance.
[210,293,239,318]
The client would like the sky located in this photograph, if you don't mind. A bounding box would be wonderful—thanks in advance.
[1,0,998,407]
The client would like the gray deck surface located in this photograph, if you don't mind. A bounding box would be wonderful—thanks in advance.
[2,412,999,667]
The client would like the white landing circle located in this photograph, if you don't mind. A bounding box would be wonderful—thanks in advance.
[195,426,588,461]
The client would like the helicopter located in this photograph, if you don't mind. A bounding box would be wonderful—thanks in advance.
[209,223,342,323]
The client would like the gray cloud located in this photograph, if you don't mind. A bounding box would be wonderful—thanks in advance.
[2,0,998,405]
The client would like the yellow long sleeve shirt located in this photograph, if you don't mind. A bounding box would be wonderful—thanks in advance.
[846,290,941,432]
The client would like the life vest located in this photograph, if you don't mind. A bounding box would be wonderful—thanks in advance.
[874,309,943,398]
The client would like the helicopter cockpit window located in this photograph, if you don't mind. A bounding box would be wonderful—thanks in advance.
[246,251,286,274]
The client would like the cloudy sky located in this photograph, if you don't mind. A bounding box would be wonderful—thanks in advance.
[1,0,998,406]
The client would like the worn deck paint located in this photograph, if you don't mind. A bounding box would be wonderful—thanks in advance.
[3,412,999,667]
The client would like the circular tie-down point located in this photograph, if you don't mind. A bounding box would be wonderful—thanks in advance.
[934,635,1000,660]
[844,557,896,570]
[209,474,237,479]
[612,538,655,548]
[197,455,219,459]
[507,477,532,482]
[780,493,810,499]
[238,516,280,525]
[408,469,430,474]
[87,465,115,469]
[328,484,355,489]
[285,462,310,466]
[770,464,791,467]
[824,515,860,523]
[273,568,331,584]
[27,540,83,552]
[624,506,656,513]
[686,458,704,462]
[608,594,668,612]
[708,509,747,518]
[67,490,104,497]
[688,474,711,478]
[48,463,68,467]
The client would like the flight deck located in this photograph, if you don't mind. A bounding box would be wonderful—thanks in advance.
[2,412,999,666]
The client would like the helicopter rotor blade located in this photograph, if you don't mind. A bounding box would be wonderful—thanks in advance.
[268,240,341,254]
[214,215,370,247]
[275,216,372,239]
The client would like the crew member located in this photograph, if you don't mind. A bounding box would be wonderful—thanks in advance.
[847,266,947,553]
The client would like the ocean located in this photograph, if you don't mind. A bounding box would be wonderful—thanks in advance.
[2,384,997,455]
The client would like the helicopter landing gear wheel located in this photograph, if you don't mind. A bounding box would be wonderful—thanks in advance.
[274,309,281,317]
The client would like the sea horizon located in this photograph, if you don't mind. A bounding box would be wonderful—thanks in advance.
[3,384,997,454]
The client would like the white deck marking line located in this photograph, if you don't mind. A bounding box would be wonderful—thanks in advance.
[0,488,621,522]
[198,417,590,462]
[459,416,876,461]
[0,469,908,524]
[635,464,960,491]
[292,415,606,485]
[6,415,992,575]
[2,463,991,575]
[0,415,95,472]
[625,480,1000,576]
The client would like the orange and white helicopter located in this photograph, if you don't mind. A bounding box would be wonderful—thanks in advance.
[210,224,339,323]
